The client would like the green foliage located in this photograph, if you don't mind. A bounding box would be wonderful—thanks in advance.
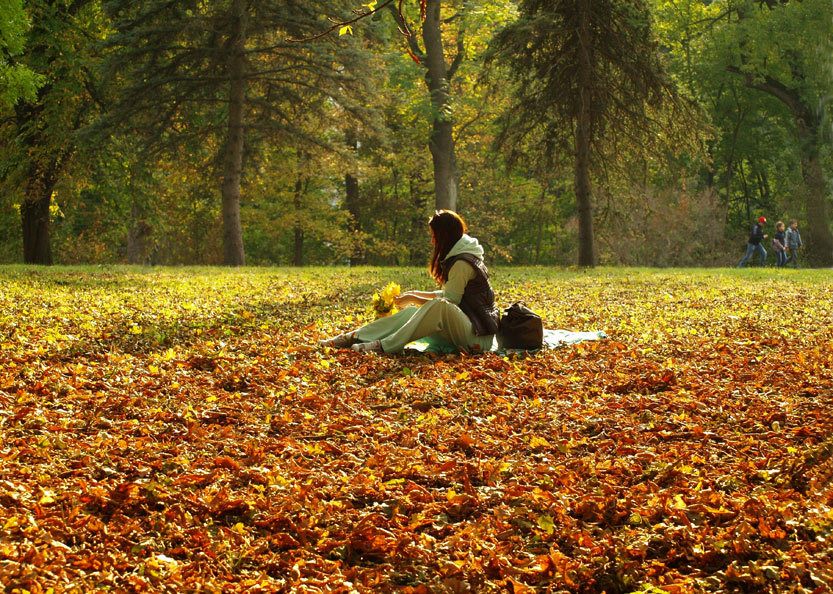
[0,0,830,267]
[656,0,833,259]
[0,0,42,107]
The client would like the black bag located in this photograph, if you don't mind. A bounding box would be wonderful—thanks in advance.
[498,302,543,350]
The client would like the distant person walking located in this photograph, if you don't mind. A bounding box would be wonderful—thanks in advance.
[737,216,768,268]
[785,219,803,268]
[772,221,787,268]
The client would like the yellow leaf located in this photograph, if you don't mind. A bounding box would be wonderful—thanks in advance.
[339,25,352,36]
[3,517,20,530]
[529,436,550,450]
[537,514,555,534]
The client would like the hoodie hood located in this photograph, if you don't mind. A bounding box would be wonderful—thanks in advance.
[444,234,484,261]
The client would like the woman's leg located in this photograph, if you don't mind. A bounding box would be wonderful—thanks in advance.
[352,306,420,342]
[378,298,479,353]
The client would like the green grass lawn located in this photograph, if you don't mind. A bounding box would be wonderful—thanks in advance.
[0,266,831,592]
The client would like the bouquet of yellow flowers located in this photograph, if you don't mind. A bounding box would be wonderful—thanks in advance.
[372,282,401,318]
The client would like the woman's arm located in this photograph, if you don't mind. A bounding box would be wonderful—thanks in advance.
[394,261,476,308]
[395,290,439,308]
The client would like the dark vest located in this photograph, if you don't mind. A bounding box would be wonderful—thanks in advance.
[441,253,500,336]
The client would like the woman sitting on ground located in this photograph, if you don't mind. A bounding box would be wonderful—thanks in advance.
[320,210,500,354]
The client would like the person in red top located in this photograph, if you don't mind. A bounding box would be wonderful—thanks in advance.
[737,215,769,268]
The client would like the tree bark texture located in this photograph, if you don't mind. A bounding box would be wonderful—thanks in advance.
[221,0,248,266]
[574,0,596,267]
[20,176,55,265]
[15,96,59,265]
[344,130,362,265]
[795,118,833,265]
[422,0,459,212]
[574,117,595,267]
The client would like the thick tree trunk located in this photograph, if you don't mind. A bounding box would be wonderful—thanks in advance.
[796,119,833,266]
[16,98,59,265]
[422,0,459,212]
[20,184,54,265]
[575,0,595,267]
[574,117,595,267]
[220,0,248,267]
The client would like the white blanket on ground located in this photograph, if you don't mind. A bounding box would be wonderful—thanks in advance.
[408,329,607,354]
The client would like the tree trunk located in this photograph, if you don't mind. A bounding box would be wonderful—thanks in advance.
[795,118,833,265]
[574,118,595,267]
[20,181,54,265]
[757,170,770,203]
[738,161,751,222]
[409,174,428,264]
[575,0,595,267]
[534,186,546,265]
[127,202,143,265]
[220,0,248,266]
[293,228,304,267]
[344,129,362,265]
[293,172,309,267]
[422,0,459,212]
[127,169,149,265]
[16,97,59,265]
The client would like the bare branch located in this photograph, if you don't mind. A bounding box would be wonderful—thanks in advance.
[288,0,400,43]
[447,37,465,80]
[387,3,425,61]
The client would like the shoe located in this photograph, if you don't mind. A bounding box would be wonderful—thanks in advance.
[319,332,356,349]
[351,340,383,354]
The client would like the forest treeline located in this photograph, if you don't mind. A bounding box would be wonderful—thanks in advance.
[1,0,831,267]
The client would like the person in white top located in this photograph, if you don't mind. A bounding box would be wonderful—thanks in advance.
[319,210,499,354]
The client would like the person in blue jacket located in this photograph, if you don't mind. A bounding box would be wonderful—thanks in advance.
[737,216,769,268]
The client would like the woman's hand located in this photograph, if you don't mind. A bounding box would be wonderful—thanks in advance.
[395,291,435,308]
[394,292,419,308]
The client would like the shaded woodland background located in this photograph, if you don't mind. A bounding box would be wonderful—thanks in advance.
[1,0,831,268]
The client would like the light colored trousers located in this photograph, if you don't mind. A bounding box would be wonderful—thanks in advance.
[354,299,494,353]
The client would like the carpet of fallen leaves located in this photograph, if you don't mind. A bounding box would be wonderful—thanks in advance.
[0,265,832,593]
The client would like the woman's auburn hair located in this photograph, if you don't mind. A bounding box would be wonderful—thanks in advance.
[429,210,467,284]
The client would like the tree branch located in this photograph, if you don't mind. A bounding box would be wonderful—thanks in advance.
[387,3,425,61]
[289,0,404,43]
[726,65,804,117]
[447,37,464,80]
